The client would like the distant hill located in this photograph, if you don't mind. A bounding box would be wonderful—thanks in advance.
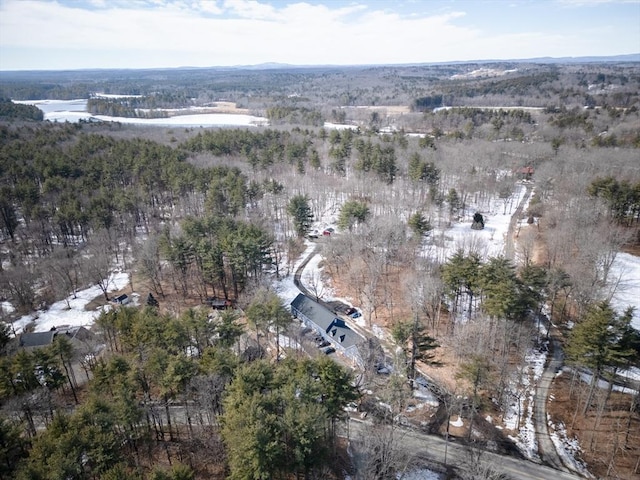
[220,54,640,70]
[2,54,638,75]
[511,53,640,64]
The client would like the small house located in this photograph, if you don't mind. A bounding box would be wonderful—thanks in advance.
[17,326,95,351]
[516,166,534,180]
[207,297,233,310]
[113,294,130,305]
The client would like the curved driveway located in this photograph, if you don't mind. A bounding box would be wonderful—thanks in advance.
[294,236,585,479]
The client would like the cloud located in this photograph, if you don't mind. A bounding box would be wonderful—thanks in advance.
[223,0,279,20]
[0,0,638,70]
[558,0,638,5]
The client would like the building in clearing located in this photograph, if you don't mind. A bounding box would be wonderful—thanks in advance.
[16,326,95,351]
[290,293,363,367]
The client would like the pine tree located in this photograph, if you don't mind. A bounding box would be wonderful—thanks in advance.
[287,194,314,237]
[408,211,432,237]
[565,302,636,414]
[391,318,440,384]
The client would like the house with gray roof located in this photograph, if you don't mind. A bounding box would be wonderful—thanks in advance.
[291,293,363,367]
[17,326,94,351]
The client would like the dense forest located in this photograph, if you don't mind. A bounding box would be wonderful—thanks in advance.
[0,98,43,121]
[1,61,640,479]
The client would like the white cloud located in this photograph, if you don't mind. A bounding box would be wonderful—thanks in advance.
[558,0,638,5]
[0,0,638,70]
[222,0,279,19]
[194,0,224,15]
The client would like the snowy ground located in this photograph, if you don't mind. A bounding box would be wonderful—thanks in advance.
[426,182,528,265]
[91,113,268,127]
[397,469,443,480]
[609,252,640,331]
[503,347,547,460]
[346,469,443,480]
[11,271,130,334]
[568,368,639,396]
[14,99,269,127]
[548,421,593,478]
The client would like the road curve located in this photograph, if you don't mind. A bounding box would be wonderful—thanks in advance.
[346,418,583,480]
[294,240,587,479]
[504,183,575,472]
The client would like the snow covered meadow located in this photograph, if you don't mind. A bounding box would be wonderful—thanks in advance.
[8,271,130,334]
[14,99,269,127]
[610,252,640,331]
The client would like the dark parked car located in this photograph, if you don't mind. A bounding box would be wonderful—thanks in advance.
[317,340,330,348]
[345,307,357,315]
[321,346,335,354]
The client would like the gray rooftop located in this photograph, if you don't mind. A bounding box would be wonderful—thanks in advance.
[291,293,363,350]
[18,331,56,348]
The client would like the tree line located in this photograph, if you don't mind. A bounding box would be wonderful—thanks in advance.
[0,99,44,121]
[0,303,359,479]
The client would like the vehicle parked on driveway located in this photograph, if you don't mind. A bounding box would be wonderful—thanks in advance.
[321,346,335,354]
[345,307,357,315]
[350,311,362,319]
[317,340,330,348]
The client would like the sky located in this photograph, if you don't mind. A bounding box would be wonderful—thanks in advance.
[0,0,639,71]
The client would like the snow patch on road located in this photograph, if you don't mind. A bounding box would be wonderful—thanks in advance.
[549,421,594,478]
[504,347,547,459]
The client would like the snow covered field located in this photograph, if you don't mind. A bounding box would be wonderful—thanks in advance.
[11,271,130,334]
[14,99,269,127]
[427,182,528,265]
[609,252,640,331]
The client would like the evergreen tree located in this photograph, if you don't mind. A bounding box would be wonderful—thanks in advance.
[408,211,432,237]
[566,302,636,414]
[221,358,354,479]
[287,194,314,237]
[441,250,481,316]
[337,200,370,232]
[479,256,527,320]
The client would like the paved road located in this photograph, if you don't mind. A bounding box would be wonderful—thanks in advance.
[533,324,567,471]
[293,239,590,479]
[502,183,576,472]
[346,418,583,480]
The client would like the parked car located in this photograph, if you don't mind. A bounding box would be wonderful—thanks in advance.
[350,311,362,319]
[321,346,335,354]
[317,340,330,348]
[322,229,332,236]
[345,307,357,315]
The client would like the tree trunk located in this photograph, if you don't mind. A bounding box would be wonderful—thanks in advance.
[164,393,175,441]
[583,367,600,416]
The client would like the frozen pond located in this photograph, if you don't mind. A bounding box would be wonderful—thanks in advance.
[14,99,87,114]
[13,99,268,127]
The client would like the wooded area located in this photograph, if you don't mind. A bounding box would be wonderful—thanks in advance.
[1,61,639,479]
